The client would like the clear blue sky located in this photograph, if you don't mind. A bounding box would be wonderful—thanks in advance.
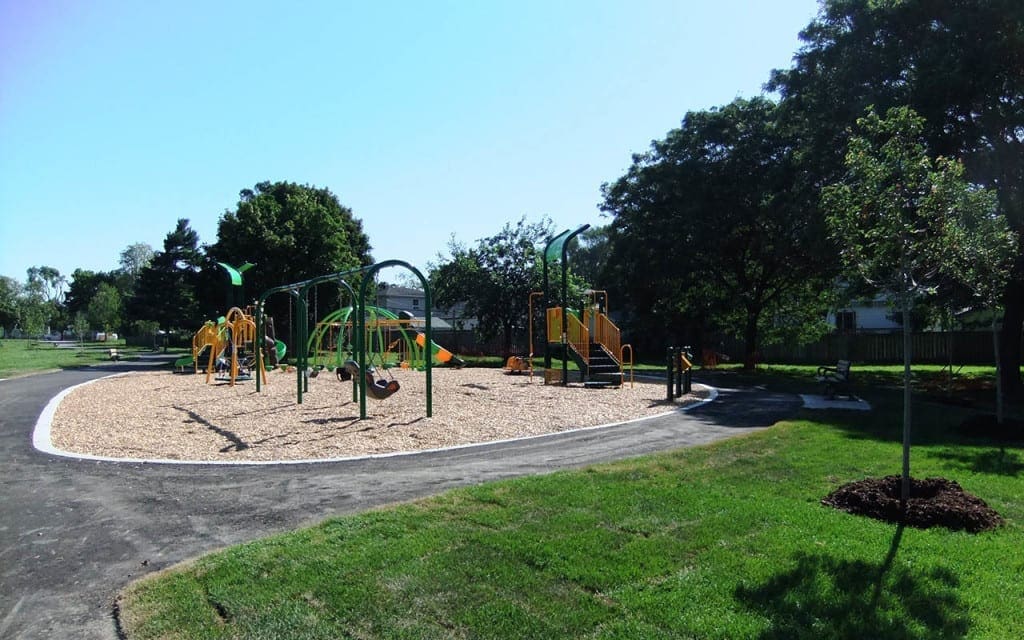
[0,0,820,285]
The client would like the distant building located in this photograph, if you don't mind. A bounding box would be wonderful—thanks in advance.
[375,284,477,331]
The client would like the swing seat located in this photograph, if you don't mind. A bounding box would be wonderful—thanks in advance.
[366,376,400,400]
[339,359,400,399]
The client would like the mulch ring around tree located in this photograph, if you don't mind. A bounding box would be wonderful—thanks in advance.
[822,475,1004,533]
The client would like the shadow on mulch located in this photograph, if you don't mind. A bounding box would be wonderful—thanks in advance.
[822,475,1004,533]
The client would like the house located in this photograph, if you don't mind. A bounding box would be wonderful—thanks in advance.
[827,297,902,333]
[375,284,477,331]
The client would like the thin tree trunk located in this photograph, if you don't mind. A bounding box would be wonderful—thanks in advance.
[993,316,1004,425]
[901,305,912,509]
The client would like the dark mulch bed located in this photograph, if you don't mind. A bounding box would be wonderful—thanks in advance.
[959,414,1024,445]
[822,475,1004,533]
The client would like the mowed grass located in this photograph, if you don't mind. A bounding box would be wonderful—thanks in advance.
[0,338,160,377]
[119,376,1023,640]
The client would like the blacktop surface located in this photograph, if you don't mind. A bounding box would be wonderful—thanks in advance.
[0,358,801,639]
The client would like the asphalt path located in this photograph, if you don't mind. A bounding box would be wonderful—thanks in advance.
[0,362,800,639]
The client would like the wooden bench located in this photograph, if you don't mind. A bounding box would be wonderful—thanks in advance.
[108,348,121,362]
[816,359,852,399]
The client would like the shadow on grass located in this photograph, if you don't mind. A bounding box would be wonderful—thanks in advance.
[735,526,969,639]
[926,447,1024,477]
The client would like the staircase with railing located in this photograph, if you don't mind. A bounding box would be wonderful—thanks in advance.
[546,306,627,387]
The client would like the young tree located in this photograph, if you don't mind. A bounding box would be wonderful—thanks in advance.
[938,178,1017,424]
[822,106,998,506]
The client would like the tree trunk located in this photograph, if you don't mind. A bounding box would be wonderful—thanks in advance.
[999,278,1023,398]
[993,316,1004,425]
[743,310,759,371]
[900,286,913,511]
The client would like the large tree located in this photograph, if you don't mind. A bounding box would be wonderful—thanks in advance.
[769,0,1024,393]
[206,181,372,334]
[602,97,832,367]
[126,219,204,331]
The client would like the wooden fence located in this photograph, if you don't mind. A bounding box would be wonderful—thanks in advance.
[722,331,998,365]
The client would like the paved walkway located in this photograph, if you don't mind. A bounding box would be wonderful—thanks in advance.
[0,363,800,639]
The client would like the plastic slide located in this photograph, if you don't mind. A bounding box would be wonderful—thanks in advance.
[413,333,465,368]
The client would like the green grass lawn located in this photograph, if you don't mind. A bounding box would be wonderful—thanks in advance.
[0,339,181,378]
[119,376,1023,639]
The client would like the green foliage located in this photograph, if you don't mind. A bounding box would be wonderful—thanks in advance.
[823,106,952,297]
[118,389,1023,639]
[125,219,204,332]
[87,282,123,333]
[207,181,372,332]
[770,0,1024,392]
[602,97,833,365]
[432,217,560,355]
[0,275,20,334]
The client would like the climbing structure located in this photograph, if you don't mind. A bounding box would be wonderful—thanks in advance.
[541,225,631,387]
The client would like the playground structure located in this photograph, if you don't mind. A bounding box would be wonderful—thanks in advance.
[308,306,464,373]
[539,225,634,388]
[181,307,285,386]
[175,262,286,384]
[254,260,449,420]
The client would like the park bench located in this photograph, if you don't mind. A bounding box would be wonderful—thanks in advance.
[108,348,121,362]
[816,359,852,399]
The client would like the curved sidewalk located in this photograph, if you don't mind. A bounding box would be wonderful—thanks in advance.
[0,365,800,640]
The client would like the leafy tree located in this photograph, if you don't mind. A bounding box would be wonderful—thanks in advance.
[769,0,1024,394]
[0,276,19,336]
[72,312,90,345]
[432,217,555,356]
[602,97,833,366]
[206,181,372,334]
[937,175,1017,424]
[25,266,65,305]
[119,242,155,280]
[821,106,997,505]
[567,225,612,287]
[24,266,66,333]
[65,269,118,320]
[87,282,123,334]
[126,219,204,332]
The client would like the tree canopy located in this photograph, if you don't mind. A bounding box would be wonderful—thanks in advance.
[602,97,832,365]
[207,181,372,332]
[432,217,560,356]
[769,0,1024,391]
[126,219,204,331]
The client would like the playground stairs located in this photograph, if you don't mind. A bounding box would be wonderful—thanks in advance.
[568,342,622,388]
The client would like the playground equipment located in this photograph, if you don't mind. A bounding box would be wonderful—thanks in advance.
[337,359,400,400]
[505,291,542,378]
[540,225,632,388]
[308,306,464,373]
[254,259,439,419]
[666,346,693,400]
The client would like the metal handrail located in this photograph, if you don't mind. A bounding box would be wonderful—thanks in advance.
[620,343,634,388]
